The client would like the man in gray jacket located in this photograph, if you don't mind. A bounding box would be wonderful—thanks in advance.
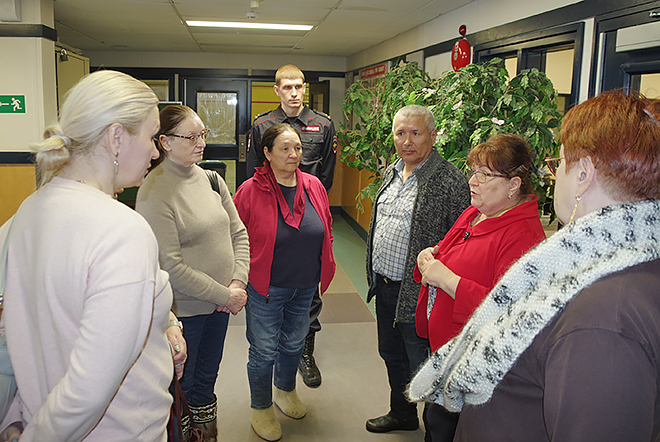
[365,105,470,437]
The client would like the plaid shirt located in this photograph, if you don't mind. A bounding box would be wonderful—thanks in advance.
[372,159,420,281]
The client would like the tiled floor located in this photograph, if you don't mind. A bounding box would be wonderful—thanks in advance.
[213,214,426,441]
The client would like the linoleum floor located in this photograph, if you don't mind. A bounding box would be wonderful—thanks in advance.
[214,214,426,441]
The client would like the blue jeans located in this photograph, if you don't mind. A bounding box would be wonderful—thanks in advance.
[179,310,229,405]
[245,283,316,409]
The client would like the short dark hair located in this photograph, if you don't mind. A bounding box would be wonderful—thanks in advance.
[560,90,660,201]
[258,123,301,165]
[467,133,536,195]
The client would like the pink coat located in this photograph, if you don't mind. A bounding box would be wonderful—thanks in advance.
[1,178,172,441]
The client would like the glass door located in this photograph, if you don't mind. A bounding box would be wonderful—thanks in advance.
[474,24,583,111]
[184,79,249,192]
[595,2,660,94]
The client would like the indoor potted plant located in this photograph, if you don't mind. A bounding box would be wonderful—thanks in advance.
[339,58,562,213]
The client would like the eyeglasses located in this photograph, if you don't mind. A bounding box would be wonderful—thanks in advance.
[544,156,565,176]
[468,169,510,183]
[166,129,210,146]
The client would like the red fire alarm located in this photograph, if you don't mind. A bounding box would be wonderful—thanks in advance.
[451,25,471,71]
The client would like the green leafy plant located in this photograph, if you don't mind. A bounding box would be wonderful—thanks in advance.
[339,58,562,213]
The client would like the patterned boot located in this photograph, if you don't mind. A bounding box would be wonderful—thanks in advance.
[190,398,218,442]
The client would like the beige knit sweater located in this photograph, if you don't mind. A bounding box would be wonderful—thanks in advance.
[137,157,250,317]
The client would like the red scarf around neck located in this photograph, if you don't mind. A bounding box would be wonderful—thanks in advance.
[263,164,305,230]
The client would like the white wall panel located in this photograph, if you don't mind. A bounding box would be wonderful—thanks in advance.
[348,0,583,71]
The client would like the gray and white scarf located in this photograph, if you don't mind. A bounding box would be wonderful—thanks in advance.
[408,199,660,412]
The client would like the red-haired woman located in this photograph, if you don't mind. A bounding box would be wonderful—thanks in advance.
[411,133,546,441]
[409,90,660,442]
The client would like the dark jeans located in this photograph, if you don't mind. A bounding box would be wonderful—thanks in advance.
[374,274,430,421]
[426,403,460,442]
[179,310,230,405]
[308,286,322,333]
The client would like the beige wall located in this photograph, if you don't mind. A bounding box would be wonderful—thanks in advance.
[1,0,57,221]
[0,0,57,153]
[546,49,575,95]
[347,0,582,71]
[84,51,347,74]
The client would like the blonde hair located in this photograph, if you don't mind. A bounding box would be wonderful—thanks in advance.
[33,70,159,187]
[275,64,305,85]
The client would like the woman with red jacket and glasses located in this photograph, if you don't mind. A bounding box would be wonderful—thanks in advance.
[413,134,545,442]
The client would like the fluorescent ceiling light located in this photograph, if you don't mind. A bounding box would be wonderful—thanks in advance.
[186,20,313,31]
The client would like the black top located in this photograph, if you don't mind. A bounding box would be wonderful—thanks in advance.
[247,105,337,191]
[270,184,324,288]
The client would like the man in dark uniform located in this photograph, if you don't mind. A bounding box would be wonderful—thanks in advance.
[246,64,337,388]
[247,64,337,191]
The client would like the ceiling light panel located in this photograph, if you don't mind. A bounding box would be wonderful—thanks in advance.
[187,21,312,31]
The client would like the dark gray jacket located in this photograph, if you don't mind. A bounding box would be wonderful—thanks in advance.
[366,149,470,324]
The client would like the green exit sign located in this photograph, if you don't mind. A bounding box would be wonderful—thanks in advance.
[0,95,25,114]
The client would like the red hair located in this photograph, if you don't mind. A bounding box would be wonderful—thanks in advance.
[560,90,660,201]
[467,133,535,195]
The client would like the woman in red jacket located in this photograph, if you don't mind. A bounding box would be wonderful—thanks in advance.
[233,123,335,442]
[414,134,545,442]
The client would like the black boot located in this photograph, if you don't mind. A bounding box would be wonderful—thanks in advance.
[298,331,322,388]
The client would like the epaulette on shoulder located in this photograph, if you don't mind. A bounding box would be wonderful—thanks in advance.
[310,108,331,120]
[253,110,272,122]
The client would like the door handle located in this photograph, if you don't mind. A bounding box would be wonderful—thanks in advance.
[238,134,247,162]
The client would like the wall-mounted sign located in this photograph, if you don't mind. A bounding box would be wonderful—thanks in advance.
[360,63,387,79]
[0,95,25,114]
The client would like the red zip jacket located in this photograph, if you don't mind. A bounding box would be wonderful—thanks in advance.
[414,196,545,351]
[233,163,336,297]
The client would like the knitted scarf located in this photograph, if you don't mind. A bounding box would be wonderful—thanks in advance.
[408,199,660,412]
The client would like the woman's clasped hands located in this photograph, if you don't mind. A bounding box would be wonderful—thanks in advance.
[417,245,460,299]
[216,279,248,315]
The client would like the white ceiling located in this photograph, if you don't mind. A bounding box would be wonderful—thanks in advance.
[53,0,475,57]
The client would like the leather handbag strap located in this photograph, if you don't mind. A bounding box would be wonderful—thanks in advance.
[169,374,203,442]
[205,170,220,195]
